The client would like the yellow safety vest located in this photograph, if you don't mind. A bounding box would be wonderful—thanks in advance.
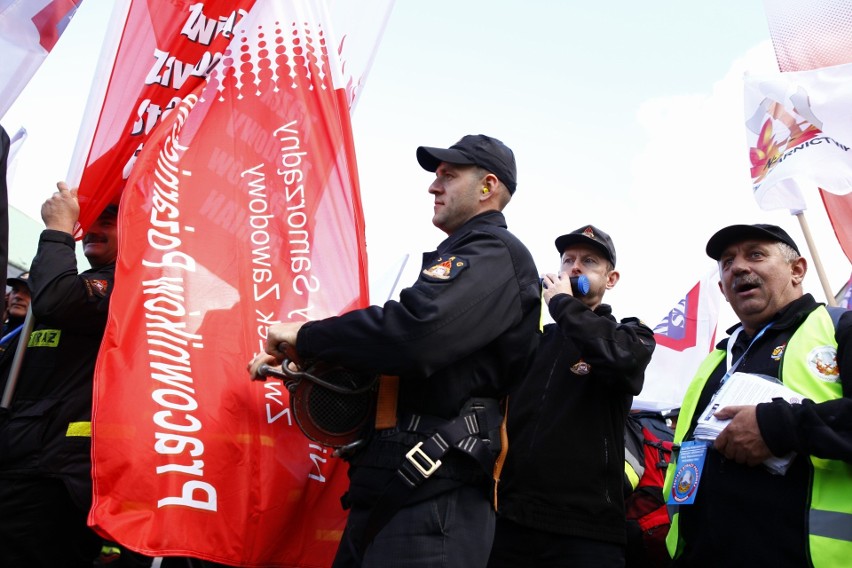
[665,307,851,566]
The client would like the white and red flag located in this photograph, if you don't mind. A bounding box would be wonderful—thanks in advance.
[759,0,852,263]
[0,0,83,118]
[633,270,721,412]
[87,1,393,565]
[744,63,852,211]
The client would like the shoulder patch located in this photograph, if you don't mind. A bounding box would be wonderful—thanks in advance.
[84,278,110,298]
[422,256,468,281]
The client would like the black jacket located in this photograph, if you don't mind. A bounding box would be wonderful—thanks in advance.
[0,229,114,511]
[675,294,852,567]
[296,211,540,498]
[496,294,655,545]
[0,315,27,387]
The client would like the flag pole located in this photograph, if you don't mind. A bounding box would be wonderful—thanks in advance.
[386,253,410,302]
[794,211,838,306]
[1,305,34,408]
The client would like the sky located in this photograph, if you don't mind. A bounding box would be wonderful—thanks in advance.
[3,1,851,333]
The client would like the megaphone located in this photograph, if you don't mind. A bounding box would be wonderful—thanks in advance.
[541,274,590,296]
[257,360,378,450]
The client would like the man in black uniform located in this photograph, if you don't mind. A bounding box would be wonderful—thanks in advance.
[248,134,540,568]
[488,225,656,568]
[0,182,118,567]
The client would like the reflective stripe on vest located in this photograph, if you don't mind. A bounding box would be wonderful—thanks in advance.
[66,421,92,437]
[665,307,851,566]
[783,308,852,567]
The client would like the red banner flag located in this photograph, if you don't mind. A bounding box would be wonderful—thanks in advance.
[822,191,852,263]
[71,0,257,232]
[762,0,852,263]
[88,1,392,565]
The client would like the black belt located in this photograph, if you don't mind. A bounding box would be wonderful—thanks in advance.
[357,398,501,555]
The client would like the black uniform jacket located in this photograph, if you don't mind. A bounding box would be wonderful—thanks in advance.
[296,211,541,501]
[675,294,852,567]
[0,229,114,511]
[497,294,655,545]
[0,316,27,385]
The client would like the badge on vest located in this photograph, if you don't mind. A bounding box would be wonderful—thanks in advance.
[570,359,591,375]
[422,256,468,281]
[807,345,839,382]
[668,440,708,506]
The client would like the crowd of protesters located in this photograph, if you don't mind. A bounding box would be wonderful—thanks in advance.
[1,134,850,568]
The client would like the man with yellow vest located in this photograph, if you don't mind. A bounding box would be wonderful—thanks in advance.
[664,223,852,567]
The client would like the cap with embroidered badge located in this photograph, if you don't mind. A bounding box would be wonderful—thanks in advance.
[554,225,616,267]
[705,223,800,260]
[416,134,518,194]
[6,271,30,290]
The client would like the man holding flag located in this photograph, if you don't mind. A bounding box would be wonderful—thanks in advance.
[250,134,540,568]
[0,182,117,567]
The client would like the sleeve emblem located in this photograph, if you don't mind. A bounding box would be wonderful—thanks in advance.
[84,278,110,298]
[421,256,468,281]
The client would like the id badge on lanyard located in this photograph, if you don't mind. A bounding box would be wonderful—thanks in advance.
[667,322,773,506]
[668,440,709,505]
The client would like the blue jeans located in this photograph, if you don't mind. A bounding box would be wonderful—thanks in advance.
[333,484,495,568]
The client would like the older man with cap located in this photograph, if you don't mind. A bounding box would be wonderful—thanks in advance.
[0,183,121,567]
[488,224,655,568]
[664,223,852,568]
[1,272,31,391]
[248,134,540,568]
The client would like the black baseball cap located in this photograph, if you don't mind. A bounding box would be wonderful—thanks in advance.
[705,224,800,260]
[554,225,616,266]
[416,134,518,194]
[7,271,30,290]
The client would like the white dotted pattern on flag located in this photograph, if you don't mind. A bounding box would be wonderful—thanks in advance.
[764,0,852,71]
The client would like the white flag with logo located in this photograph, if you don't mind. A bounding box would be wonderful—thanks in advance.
[744,62,852,212]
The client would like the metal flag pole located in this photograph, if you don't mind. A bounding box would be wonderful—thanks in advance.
[1,304,34,408]
[794,211,838,307]
[386,253,410,302]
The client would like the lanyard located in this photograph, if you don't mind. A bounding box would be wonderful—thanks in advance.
[0,323,24,347]
[721,322,773,385]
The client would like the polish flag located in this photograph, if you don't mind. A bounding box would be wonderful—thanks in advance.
[0,0,82,117]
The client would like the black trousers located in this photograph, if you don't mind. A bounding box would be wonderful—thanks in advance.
[0,476,102,567]
[333,484,496,568]
[488,517,626,568]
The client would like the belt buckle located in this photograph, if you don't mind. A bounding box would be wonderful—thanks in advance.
[405,441,442,478]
